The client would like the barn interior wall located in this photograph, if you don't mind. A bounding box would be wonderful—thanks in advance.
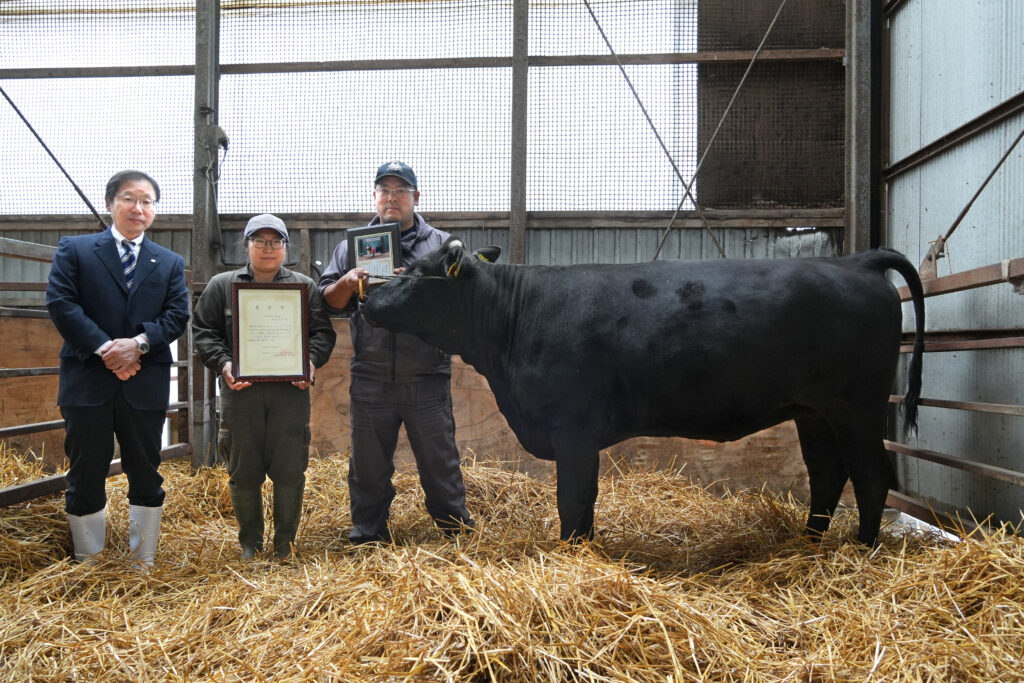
[0,220,843,307]
[887,0,1024,525]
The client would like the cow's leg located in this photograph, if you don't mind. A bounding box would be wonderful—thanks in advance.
[845,435,895,546]
[552,432,601,542]
[823,409,896,546]
[795,415,848,541]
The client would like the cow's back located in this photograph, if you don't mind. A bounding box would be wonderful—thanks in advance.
[499,256,903,446]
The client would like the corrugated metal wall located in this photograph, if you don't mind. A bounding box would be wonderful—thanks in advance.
[887,0,1024,525]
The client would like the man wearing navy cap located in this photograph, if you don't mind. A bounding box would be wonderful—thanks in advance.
[319,161,474,544]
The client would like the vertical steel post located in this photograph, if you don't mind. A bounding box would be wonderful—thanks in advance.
[191,0,220,468]
[845,0,882,253]
[509,0,528,264]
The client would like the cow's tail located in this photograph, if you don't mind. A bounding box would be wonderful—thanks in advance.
[869,247,925,438]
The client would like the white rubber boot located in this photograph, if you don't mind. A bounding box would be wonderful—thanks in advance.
[68,509,106,563]
[128,504,162,570]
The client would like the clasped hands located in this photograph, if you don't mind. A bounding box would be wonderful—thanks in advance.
[102,337,143,381]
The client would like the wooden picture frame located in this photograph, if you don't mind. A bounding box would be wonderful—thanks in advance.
[231,282,310,382]
[347,222,401,285]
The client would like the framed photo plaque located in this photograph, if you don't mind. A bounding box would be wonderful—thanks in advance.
[231,282,310,382]
[347,222,401,286]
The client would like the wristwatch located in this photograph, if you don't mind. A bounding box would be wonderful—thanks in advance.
[137,339,150,354]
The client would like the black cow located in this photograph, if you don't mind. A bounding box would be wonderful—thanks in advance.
[362,239,925,546]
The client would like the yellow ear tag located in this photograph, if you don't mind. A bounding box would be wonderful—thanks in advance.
[477,253,491,263]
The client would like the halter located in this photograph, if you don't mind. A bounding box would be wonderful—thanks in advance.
[358,272,448,301]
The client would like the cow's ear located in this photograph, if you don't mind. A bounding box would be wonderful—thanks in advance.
[442,238,468,278]
[474,246,501,264]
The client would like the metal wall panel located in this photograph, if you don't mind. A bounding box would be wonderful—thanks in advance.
[888,113,1024,332]
[889,0,1024,163]
[888,0,1024,526]
[525,227,840,266]
[0,228,188,306]
[903,350,1024,525]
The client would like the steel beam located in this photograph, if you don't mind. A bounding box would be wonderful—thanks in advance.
[508,0,528,265]
[191,0,220,470]
[845,0,882,253]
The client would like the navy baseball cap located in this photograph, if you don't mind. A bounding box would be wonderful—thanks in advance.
[243,213,289,240]
[374,160,418,189]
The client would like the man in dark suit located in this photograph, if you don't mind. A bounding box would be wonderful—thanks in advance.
[45,169,190,568]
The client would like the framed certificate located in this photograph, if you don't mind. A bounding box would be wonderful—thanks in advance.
[231,282,310,382]
[347,222,401,285]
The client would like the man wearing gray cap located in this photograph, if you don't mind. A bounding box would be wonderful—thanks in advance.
[192,214,336,558]
[320,161,474,544]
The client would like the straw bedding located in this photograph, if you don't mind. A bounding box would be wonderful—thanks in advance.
[1,447,1022,682]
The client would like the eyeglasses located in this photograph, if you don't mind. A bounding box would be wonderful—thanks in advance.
[115,195,157,209]
[249,238,288,250]
[375,185,415,199]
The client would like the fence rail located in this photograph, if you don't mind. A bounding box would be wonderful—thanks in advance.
[885,256,1024,532]
[0,444,191,508]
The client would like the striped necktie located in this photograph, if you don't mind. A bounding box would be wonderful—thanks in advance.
[121,239,137,289]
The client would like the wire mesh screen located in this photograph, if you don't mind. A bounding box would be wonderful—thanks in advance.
[218,68,512,212]
[221,1,512,63]
[697,0,844,51]
[1,77,196,215]
[1,0,844,216]
[530,0,698,55]
[0,1,194,69]
[529,64,698,211]
[697,61,845,208]
[0,2,195,215]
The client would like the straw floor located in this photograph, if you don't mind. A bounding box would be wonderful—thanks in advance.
[1,449,1022,682]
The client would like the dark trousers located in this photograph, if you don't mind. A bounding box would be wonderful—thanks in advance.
[219,380,311,489]
[62,394,166,516]
[348,375,471,541]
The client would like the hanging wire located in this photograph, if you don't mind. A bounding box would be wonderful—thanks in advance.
[1,84,108,229]
[651,0,791,260]
[584,0,792,260]
[581,0,725,258]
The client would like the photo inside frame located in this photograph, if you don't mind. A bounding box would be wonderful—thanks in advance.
[354,231,395,283]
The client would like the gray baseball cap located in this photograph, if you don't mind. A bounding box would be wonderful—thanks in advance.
[243,214,288,240]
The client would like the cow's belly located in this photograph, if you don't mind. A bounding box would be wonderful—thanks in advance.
[607,403,808,445]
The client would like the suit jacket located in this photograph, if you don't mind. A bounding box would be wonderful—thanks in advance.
[45,229,190,411]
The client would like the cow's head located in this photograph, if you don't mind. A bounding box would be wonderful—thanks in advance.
[361,237,501,350]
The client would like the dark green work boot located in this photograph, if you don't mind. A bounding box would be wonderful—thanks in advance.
[272,479,305,558]
[229,485,264,559]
